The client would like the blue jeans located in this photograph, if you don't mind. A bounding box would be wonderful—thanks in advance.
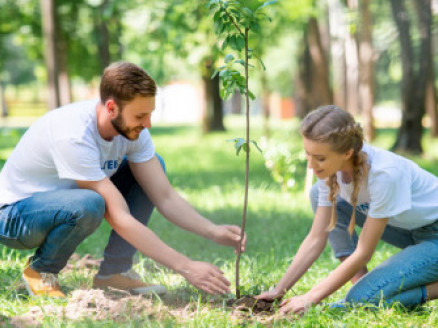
[310,183,438,307]
[0,154,165,275]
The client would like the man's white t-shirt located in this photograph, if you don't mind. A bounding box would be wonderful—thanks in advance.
[318,143,438,230]
[0,99,155,207]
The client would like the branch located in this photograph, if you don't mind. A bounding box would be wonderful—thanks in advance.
[221,4,244,36]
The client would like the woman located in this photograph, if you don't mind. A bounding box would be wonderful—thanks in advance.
[257,105,438,314]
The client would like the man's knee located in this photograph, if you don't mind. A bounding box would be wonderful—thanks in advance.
[155,153,166,173]
[73,190,105,230]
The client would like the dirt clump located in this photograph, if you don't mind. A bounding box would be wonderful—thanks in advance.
[230,295,275,314]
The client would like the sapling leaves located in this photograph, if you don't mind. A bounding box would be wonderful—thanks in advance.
[209,0,275,300]
[228,138,262,156]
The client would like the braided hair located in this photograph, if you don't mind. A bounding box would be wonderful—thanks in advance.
[300,105,368,235]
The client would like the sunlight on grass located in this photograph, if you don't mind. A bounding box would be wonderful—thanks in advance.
[0,120,438,326]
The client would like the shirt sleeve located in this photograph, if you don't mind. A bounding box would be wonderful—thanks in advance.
[126,129,155,163]
[318,179,333,207]
[51,137,106,181]
[368,168,411,218]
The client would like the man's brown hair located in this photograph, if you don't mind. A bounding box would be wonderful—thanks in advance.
[100,61,156,107]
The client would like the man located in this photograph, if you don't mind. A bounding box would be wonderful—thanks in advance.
[0,61,246,298]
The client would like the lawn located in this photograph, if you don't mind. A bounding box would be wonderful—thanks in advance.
[0,117,438,327]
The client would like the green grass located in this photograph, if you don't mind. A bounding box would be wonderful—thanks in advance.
[0,117,438,327]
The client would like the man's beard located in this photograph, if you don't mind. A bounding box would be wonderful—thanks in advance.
[111,113,143,140]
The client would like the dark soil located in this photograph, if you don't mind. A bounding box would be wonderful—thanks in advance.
[228,295,275,314]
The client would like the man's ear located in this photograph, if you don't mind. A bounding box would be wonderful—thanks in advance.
[105,99,118,118]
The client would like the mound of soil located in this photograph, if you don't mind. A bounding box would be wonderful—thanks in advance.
[229,296,275,314]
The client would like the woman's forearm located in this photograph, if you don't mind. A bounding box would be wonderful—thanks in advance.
[275,233,328,294]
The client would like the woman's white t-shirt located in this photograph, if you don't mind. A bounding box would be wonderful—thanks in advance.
[0,99,155,207]
[318,143,438,230]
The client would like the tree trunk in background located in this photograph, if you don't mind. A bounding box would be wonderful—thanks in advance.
[202,59,225,133]
[96,0,111,70]
[57,39,72,105]
[261,71,270,138]
[0,82,7,117]
[328,0,347,109]
[231,90,242,114]
[390,0,431,154]
[358,0,375,141]
[426,70,438,136]
[295,17,332,119]
[41,0,60,110]
[345,0,360,114]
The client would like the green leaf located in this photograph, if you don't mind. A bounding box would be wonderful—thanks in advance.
[242,7,253,16]
[234,59,245,66]
[258,57,266,70]
[257,0,277,11]
[220,88,226,99]
[235,35,245,51]
[224,54,234,63]
[227,138,245,156]
[211,69,219,79]
[248,90,256,100]
[250,140,263,154]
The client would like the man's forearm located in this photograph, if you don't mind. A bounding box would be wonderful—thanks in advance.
[108,212,192,274]
[155,190,216,240]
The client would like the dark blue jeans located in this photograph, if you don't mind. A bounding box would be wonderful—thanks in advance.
[0,154,165,275]
[310,182,438,307]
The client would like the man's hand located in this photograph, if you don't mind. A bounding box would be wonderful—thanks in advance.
[181,261,231,295]
[209,225,247,253]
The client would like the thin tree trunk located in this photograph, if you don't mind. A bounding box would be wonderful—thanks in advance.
[0,82,7,117]
[358,0,375,141]
[328,0,347,109]
[41,0,60,110]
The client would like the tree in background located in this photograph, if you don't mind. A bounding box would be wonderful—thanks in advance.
[390,0,435,154]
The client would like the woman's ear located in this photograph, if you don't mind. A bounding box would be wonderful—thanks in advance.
[344,148,354,160]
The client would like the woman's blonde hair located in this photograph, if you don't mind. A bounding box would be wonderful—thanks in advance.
[300,105,368,235]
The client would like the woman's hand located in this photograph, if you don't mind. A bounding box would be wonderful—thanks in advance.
[279,294,314,315]
[255,287,285,302]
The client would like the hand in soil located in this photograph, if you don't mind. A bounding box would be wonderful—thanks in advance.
[279,294,313,315]
[255,289,284,302]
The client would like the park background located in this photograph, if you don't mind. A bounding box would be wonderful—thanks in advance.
[1,0,438,326]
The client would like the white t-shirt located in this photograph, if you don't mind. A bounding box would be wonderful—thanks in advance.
[318,143,438,230]
[0,99,155,207]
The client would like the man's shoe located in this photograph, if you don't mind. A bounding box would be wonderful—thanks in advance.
[22,264,66,298]
[93,269,167,295]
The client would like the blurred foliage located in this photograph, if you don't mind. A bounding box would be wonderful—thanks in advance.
[262,120,307,192]
[0,0,436,111]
